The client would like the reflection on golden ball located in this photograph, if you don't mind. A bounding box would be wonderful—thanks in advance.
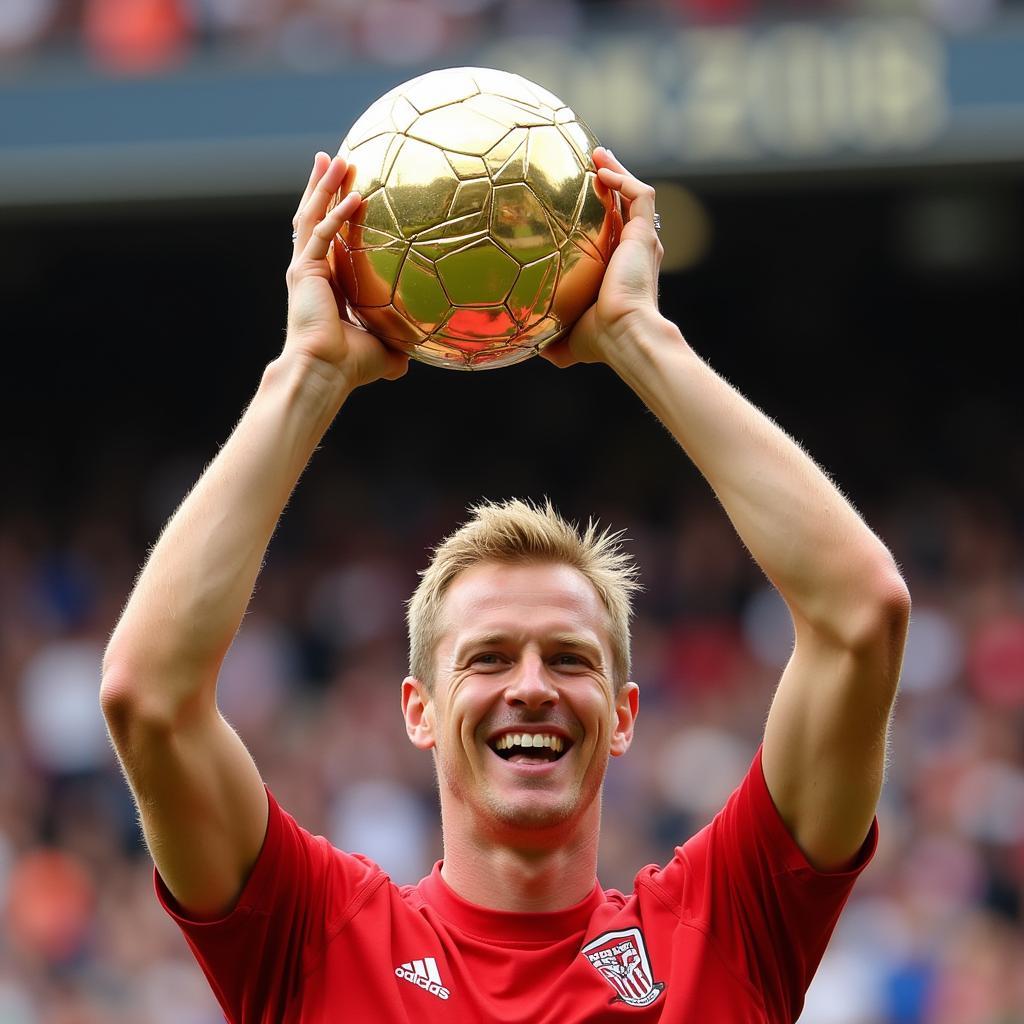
[330,67,622,370]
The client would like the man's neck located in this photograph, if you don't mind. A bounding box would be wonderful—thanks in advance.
[439,818,601,912]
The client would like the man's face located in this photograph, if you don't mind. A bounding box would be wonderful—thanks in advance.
[403,561,638,840]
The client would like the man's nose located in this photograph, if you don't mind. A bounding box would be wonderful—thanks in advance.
[503,654,559,709]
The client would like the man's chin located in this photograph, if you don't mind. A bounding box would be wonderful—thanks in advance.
[481,789,583,832]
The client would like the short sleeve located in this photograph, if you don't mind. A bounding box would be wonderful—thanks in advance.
[155,786,384,1024]
[643,744,877,1022]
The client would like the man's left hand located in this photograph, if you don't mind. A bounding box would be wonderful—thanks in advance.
[541,148,665,368]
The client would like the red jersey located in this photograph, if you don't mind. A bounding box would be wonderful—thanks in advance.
[157,745,876,1022]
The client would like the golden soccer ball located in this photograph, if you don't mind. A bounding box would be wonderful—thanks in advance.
[329,67,622,370]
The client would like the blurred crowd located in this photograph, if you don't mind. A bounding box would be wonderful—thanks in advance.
[0,0,1018,75]
[0,460,1022,1023]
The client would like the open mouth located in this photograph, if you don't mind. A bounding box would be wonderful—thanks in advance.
[488,732,572,766]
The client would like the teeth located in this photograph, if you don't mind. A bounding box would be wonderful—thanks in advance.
[494,733,565,752]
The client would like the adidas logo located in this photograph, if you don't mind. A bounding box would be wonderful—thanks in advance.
[395,957,451,1001]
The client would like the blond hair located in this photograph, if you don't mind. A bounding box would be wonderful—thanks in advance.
[407,498,641,690]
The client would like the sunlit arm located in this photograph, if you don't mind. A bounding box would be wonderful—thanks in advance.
[101,354,349,714]
[609,311,910,871]
[98,152,405,919]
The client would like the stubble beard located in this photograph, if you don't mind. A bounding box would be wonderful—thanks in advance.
[436,743,608,834]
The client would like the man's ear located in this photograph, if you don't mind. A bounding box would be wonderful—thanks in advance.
[402,676,435,751]
[610,681,639,757]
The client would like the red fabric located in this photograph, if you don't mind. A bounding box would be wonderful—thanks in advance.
[156,745,876,1022]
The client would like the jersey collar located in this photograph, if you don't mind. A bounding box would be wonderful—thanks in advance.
[417,861,605,944]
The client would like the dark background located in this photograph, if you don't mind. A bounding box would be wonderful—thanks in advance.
[5,166,1022,536]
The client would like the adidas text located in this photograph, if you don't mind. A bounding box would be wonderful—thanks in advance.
[395,958,450,1001]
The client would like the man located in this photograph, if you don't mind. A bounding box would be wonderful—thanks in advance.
[100,147,911,1022]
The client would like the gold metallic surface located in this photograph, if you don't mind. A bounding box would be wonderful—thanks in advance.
[329,66,621,370]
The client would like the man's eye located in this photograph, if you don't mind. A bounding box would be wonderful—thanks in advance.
[473,653,503,665]
[554,653,585,666]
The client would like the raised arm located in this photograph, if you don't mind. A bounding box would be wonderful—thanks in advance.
[545,150,910,872]
[100,154,408,919]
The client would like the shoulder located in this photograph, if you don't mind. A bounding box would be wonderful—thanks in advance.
[639,744,878,908]
[159,787,390,932]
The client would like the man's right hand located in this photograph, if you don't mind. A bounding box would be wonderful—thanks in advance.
[286,152,409,391]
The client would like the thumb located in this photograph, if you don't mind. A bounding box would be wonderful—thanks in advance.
[550,306,600,367]
[382,349,412,381]
[539,335,575,369]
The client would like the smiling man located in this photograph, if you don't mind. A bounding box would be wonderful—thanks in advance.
[403,517,641,917]
[100,149,911,1022]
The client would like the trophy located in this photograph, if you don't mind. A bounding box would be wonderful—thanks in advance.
[329,67,622,370]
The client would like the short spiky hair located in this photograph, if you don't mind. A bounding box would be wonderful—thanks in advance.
[407,498,641,690]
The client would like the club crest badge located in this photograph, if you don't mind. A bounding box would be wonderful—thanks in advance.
[581,928,665,1008]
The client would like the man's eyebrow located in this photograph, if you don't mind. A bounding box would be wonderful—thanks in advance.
[453,632,605,663]
[452,632,515,657]
[550,634,606,663]
[456,631,504,647]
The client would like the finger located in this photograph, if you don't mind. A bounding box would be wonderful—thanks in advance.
[382,350,411,381]
[596,165,655,232]
[592,146,631,196]
[295,154,350,251]
[597,168,631,223]
[292,152,330,229]
[305,190,362,262]
[617,188,632,226]
[594,146,626,173]
[339,161,356,199]
[538,337,573,368]
[594,159,630,219]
